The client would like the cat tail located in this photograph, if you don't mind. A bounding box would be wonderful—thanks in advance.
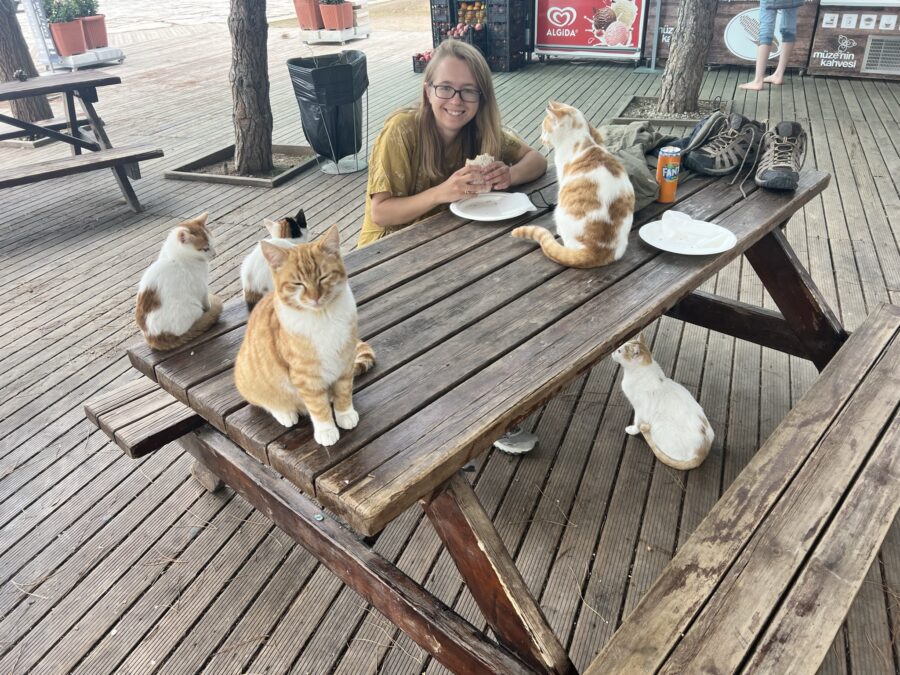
[354,340,376,376]
[145,294,223,351]
[510,225,616,269]
[638,423,709,471]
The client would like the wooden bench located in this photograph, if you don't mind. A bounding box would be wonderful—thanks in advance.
[587,302,900,675]
[0,144,163,211]
[83,378,218,488]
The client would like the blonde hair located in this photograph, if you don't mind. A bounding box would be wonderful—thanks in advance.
[413,41,503,181]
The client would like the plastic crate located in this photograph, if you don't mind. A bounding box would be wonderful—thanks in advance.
[487,51,526,72]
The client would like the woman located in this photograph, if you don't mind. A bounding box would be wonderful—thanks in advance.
[739,0,803,90]
[356,39,547,249]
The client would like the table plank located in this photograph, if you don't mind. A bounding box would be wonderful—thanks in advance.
[0,70,121,102]
[324,171,830,534]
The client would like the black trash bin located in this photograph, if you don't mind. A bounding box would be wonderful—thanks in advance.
[287,51,368,163]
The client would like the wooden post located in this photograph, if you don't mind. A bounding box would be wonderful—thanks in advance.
[745,227,848,371]
[422,473,576,675]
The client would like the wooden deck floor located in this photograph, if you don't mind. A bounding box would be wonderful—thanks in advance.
[1,22,899,675]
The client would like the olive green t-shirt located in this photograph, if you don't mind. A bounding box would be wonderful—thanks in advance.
[356,110,526,248]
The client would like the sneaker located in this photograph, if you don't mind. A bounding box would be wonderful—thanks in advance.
[683,113,765,176]
[669,110,728,155]
[493,426,538,455]
[755,121,807,190]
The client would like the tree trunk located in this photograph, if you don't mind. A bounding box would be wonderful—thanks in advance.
[229,0,273,175]
[656,0,719,114]
[0,0,53,123]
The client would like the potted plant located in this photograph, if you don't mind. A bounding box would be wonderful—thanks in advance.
[44,0,87,57]
[293,0,323,30]
[318,0,352,31]
[77,0,108,49]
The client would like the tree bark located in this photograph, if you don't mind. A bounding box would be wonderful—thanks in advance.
[0,0,53,123]
[656,0,719,114]
[229,0,273,175]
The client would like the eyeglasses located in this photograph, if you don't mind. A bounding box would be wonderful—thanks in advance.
[428,83,481,103]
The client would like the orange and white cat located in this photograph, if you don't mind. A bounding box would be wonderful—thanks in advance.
[512,101,635,268]
[234,225,375,446]
[612,334,713,470]
[135,213,222,351]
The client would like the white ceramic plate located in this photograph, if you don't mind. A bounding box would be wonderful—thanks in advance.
[450,192,537,222]
[639,211,737,255]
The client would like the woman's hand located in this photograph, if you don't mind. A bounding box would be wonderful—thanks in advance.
[483,161,512,191]
[436,165,490,204]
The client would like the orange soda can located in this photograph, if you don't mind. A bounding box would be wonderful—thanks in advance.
[655,146,682,203]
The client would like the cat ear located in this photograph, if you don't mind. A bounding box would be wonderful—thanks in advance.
[177,227,190,245]
[318,224,341,255]
[260,241,289,270]
[194,212,209,227]
[263,218,280,237]
[637,333,647,347]
[294,209,307,229]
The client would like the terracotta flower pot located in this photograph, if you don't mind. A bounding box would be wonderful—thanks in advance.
[293,0,324,29]
[319,3,353,30]
[49,20,87,57]
[81,15,108,49]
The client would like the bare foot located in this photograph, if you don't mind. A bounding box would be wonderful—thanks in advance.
[763,74,783,85]
[739,81,764,91]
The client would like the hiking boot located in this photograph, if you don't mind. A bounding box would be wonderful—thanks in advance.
[671,110,728,155]
[684,113,765,176]
[755,121,807,190]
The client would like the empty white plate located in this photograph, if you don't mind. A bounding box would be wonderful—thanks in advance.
[450,192,538,222]
[639,210,737,255]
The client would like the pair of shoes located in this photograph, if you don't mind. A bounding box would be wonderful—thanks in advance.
[754,121,808,191]
[493,425,538,455]
[670,110,728,155]
[683,113,765,176]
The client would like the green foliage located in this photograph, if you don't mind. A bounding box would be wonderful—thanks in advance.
[43,0,80,22]
[43,0,97,21]
[76,0,99,16]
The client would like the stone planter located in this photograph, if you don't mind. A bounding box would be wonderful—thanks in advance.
[319,3,353,30]
[610,95,733,126]
[49,20,87,57]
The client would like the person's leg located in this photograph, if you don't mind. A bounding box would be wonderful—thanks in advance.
[764,7,798,85]
[740,6,776,90]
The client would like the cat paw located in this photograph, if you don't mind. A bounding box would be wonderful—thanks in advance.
[314,425,340,447]
[271,410,300,427]
[625,425,640,435]
[335,407,359,430]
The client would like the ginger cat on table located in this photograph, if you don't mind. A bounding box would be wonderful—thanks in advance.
[234,225,375,447]
[512,101,635,268]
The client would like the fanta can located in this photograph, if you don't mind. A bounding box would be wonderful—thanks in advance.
[656,147,681,203]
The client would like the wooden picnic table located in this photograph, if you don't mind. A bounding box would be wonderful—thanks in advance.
[123,167,843,674]
[0,70,162,211]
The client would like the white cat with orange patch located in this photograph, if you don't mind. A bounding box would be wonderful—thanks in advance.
[612,333,713,470]
[135,213,222,351]
[513,101,634,268]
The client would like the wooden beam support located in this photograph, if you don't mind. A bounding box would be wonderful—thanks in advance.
[0,110,98,152]
[422,473,576,675]
[745,227,848,370]
[179,427,536,675]
[665,290,808,359]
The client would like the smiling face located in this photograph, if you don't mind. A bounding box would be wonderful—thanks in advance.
[425,56,480,142]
